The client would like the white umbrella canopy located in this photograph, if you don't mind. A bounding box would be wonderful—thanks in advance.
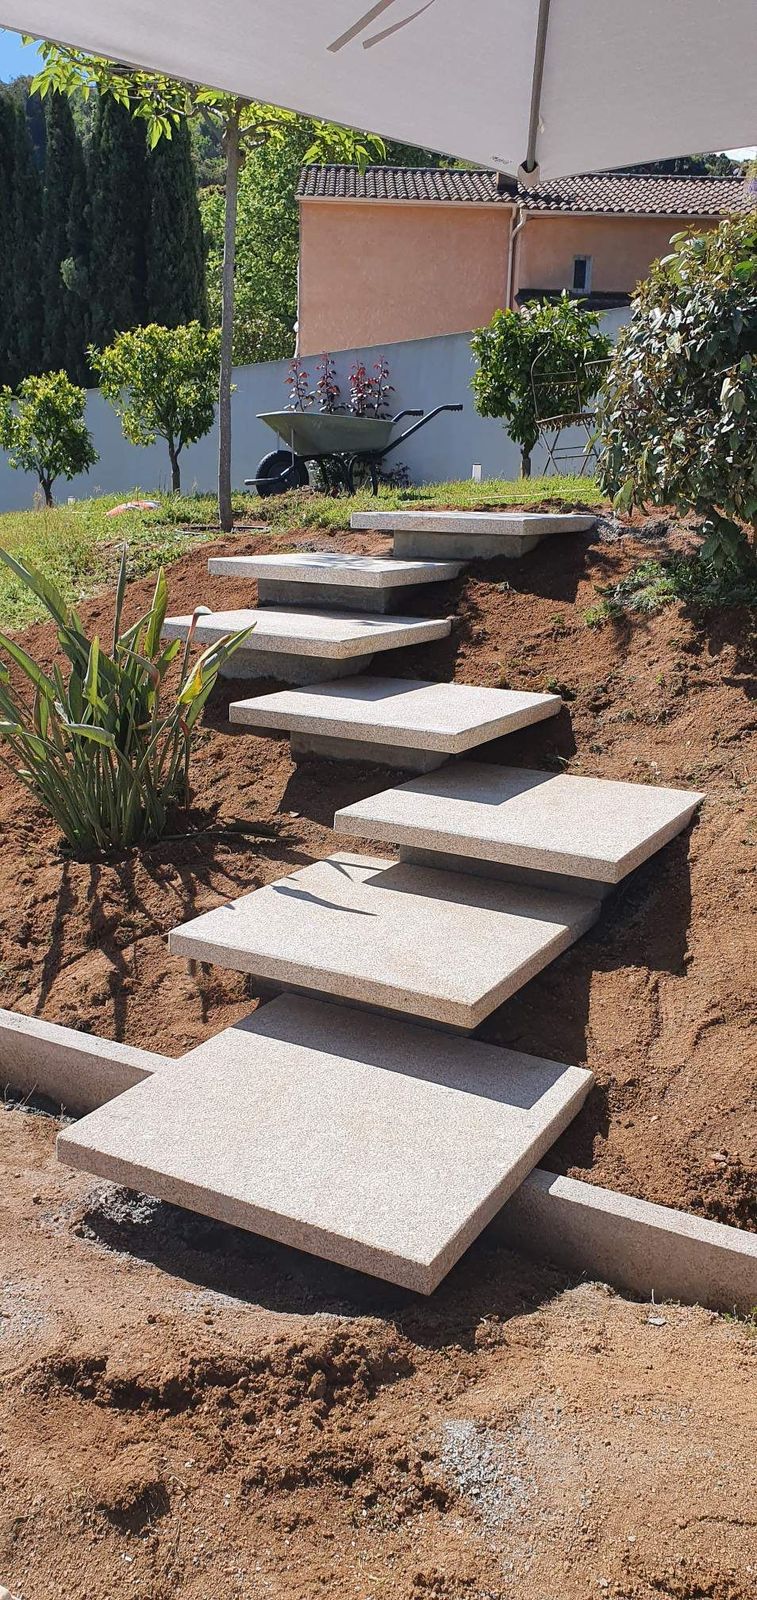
[1,0,754,180]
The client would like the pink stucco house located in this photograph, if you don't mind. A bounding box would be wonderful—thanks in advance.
[296,167,747,356]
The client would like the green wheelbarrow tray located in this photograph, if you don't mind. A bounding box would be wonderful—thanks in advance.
[246,403,463,496]
[258,411,396,455]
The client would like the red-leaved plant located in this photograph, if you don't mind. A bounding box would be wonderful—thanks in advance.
[285,358,314,412]
[315,353,342,413]
[347,356,394,418]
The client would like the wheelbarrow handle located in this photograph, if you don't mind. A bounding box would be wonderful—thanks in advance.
[390,408,424,424]
[384,402,464,453]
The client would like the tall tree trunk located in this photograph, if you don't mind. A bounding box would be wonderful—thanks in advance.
[168,438,181,494]
[521,449,532,478]
[218,104,241,533]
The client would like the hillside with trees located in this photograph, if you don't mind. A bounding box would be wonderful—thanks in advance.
[0,72,748,388]
[0,81,207,390]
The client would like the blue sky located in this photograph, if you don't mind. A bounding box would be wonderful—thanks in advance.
[0,27,41,81]
[0,26,753,160]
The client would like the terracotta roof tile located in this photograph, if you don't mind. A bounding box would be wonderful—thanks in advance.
[297,166,750,217]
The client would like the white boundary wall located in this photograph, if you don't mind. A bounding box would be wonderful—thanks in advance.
[0,315,627,514]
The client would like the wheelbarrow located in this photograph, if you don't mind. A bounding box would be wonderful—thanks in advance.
[246,404,463,496]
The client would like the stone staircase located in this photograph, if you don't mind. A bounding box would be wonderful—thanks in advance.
[351,508,597,559]
[56,506,703,1293]
[230,677,561,772]
[162,508,593,701]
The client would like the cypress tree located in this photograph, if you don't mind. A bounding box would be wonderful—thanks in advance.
[61,127,92,385]
[146,118,207,326]
[0,92,17,387]
[89,95,148,349]
[11,97,43,383]
[40,92,81,372]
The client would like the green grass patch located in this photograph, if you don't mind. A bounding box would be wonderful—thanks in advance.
[255,475,604,536]
[0,492,243,630]
[0,476,604,631]
[584,555,757,628]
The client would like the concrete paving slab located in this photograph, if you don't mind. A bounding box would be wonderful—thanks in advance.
[352,510,596,560]
[351,511,596,536]
[335,764,704,884]
[163,608,451,659]
[162,609,452,681]
[209,554,464,614]
[229,676,561,754]
[209,553,463,587]
[57,994,592,1292]
[168,852,599,1030]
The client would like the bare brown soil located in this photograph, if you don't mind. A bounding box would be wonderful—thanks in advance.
[0,512,756,1596]
[1,1107,756,1600]
[0,515,754,1224]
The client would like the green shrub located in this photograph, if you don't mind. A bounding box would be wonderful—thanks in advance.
[0,370,98,506]
[0,547,251,853]
[471,293,611,476]
[585,555,757,623]
[598,215,757,568]
[90,322,221,494]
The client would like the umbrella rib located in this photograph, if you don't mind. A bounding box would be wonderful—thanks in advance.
[328,1,404,53]
[521,0,552,184]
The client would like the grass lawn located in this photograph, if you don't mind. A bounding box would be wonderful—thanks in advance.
[255,473,603,535]
[0,477,604,630]
[0,493,222,631]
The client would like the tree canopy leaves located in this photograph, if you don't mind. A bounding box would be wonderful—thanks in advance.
[598,214,757,567]
[91,322,221,492]
[472,293,611,475]
[0,370,98,504]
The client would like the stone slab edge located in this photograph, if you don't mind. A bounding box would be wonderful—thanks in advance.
[5,1007,753,1313]
[493,1168,757,1315]
[0,1007,169,1114]
[351,512,596,534]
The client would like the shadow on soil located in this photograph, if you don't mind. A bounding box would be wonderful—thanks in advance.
[69,829,695,1348]
[76,1179,573,1352]
[29,819,317,1037]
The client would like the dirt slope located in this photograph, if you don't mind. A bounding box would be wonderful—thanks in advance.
[0,516,753,1225]
[1,513,755,1598]
[1,1107,756,1600]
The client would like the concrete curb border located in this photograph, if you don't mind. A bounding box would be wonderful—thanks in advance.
[2,1009,755,1313]
[0,1007,169,1114]
[493,1168,757,1316]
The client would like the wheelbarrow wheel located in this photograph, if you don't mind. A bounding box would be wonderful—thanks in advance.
[347,456,379,496]
[254,449,309,497]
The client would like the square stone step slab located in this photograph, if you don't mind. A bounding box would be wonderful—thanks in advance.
[335,763,704,887]
[208,552,462,613]
[168,852,599,1031]
[162,608,452,684]
[351,510,595,560]
[229,676,561,772]
[57,993,592,1293]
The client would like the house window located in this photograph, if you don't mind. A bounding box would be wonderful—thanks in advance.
[572,255,592,293]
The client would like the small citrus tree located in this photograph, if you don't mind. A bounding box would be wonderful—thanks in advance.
[91,322,220,493]
[471,293,611,476]
[0,370,98,505]
[599,214,757,568]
